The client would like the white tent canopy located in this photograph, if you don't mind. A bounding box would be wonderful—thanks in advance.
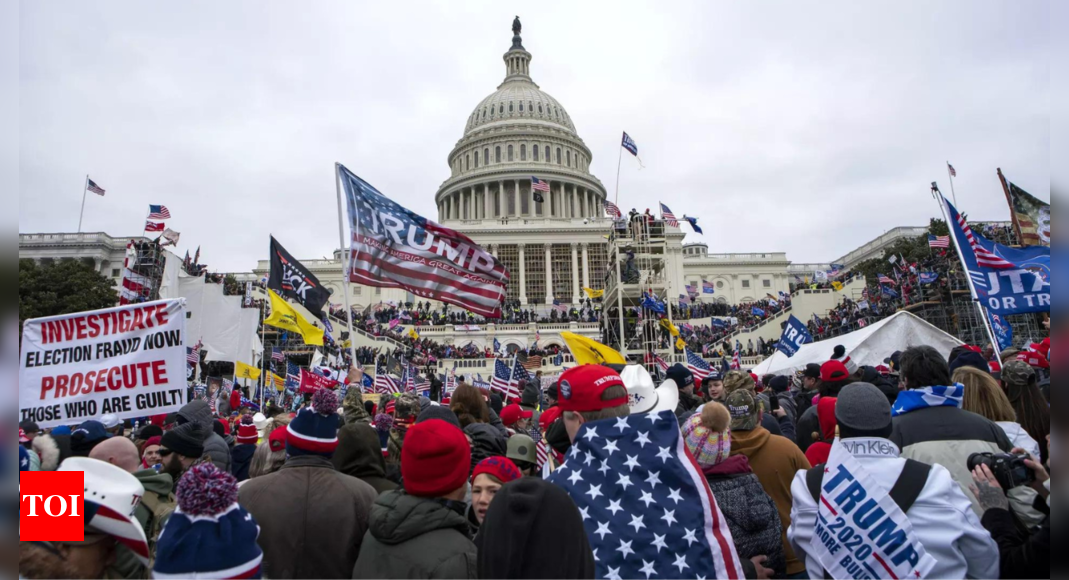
[752,311,963,377]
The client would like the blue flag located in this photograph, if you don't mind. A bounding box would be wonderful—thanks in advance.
[683,216,703,235]
[751,307,766,318]
[941,194,1050,315]
[641,292,666,315]
[776,315,813,358]
[493,338,502,353]
[989,312,1015,352]
[621,132,639,156]
[919,272,940,285]
[881,285,899,299]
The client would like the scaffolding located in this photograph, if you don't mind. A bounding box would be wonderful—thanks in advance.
[122,238,166,303]
[601,218,676,371]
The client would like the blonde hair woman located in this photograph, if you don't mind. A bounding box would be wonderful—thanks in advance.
[955,367,1041,459]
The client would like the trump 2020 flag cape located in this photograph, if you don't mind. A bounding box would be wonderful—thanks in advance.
[338,164,509,319]
[547,411,743,580]
[269,236,332,319]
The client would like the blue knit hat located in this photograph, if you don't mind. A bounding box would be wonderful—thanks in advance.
[286,389,341,457]
[153,463,263,579]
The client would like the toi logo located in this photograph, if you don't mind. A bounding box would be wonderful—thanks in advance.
[20,471,85,542]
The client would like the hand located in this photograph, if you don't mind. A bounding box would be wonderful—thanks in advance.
[1012,447,1051,498]
[750,556,774,580]
[773,408,787,419]
[347,365,364,387]
[970,464,1010,512]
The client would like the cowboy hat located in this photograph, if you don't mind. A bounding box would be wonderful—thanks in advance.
[59,457,150,565]
[620,365,679,415]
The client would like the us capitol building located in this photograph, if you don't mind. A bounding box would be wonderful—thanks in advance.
[19,19,929,333]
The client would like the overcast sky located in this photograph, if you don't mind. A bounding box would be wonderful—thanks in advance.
[18,1,1049,272]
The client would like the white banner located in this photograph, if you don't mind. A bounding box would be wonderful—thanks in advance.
[19,300,189,429]
[815,440,937,579]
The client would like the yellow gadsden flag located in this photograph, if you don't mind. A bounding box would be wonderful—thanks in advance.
[235,361,261,381]
[675,337,687,351]
[265,289,325,346]
[561,332,627,367]
[660,319,680,337]
[408,327,420,341]
[832,281,844,292]
[583,287,605,299]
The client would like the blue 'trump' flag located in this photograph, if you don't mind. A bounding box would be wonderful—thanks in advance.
[777,315,813,358]
[621,132,639,156]
[989,312,1014,352]
[547,411,744,580]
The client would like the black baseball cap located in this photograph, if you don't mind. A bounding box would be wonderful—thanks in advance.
[19,420,40,434]
[803,364,822,380]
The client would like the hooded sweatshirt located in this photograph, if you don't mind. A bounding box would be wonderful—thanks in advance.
[476,478,596,579]
[353,491,477,579]
[465,423,508,474]
[333,423,399,495]
[177,400,232,472]
[730,427,812,577]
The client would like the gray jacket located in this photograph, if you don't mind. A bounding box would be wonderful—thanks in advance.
[177,400,232,472]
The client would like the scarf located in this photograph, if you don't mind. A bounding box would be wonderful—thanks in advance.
[892,384,964,417]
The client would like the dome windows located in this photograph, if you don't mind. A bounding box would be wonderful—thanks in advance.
[538,104,543,114]
[556,147,562,165]
[474,151,479,168]
[499,104,504,115]
[495,146,502,163]
[507,145,514,162]
[484,149,490,165]
[545,146,550,162]
[520,144,527,161]
[519,102,524,113]
[533,144,539,161]
[509,102,514,113]
[566,150,571,167]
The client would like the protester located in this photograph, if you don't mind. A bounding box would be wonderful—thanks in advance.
[725,389,811,578]
[957,366,1042,459]
[890,345,1014,514]
[683,402,785,579]
[70,420,112,457]
[154,463,264,579]
[333,419,399,495]
[667,364,702,416]
[469,456,524,533]
[19,458,149,580]
[703,370,726,402]
[141,436,162,470]
[970,436,1052,580]
[19,420,40,443]
[465,419,508,476]
[790,383,1000,579]
[723,371,791,440]
[767,375,797,425]
[231,415,259,482]
[29,430,60,472]
[500,403,533,434]
[476,477,596,579]
[793,363,822,418]
[160,422,209,488]
[505,434,539,476]
[353,419,477,579]
[801,397,837,467]
[176,400,232,472]
[240,389,377,579]
[385,393,421,467]
[450,383,490,429]
[795,360,851,453]
[1000,360,1051,464]
[247,426,287,480]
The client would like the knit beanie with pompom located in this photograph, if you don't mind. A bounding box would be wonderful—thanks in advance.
[682,403,732,470]
[236,415,259,445]
[153,463,263,579]
[286,389,341,458]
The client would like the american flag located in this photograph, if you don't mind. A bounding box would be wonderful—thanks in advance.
[535,438,549,470]
[928,235,951,249]
[511,361,531,399]
[531,176,551,192]
[659,203,678,227]
[685,348,712,381]
[731,350,742,370]
[522,355,543,372]
[414,375,431,398]
[546,411,744,580]
[144,221,165,232]
[947,162,957,178]
[654,355,670,374]
[941,196,1017,270]
[685,285,697,296]
[186,347,200,366]
[86,178,106,196]
[286,361,302,391]
[490,358,519,400]
[338,165,509,319]
[375,360,400,395]
[553,299,568,313]
[147,205,171,220]
[603,200,623,219]
[272,348,285,363]
[877,274,897,286]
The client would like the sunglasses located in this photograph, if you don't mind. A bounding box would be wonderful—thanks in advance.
[158,448,174,458]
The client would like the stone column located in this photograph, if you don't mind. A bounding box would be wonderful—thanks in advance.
[544,244,553,305]
[577,186,585,219]
[497,181,504,218]
[518,244,528,305]
[570,243,580,303]
[489,244,498,259]
[515,179,521,218]
[581,243,590,290]
[484,184,492,220]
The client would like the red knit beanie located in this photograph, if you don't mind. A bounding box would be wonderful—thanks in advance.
[471,456,522,485]
[402,419,471,498]
[236,416,258,445]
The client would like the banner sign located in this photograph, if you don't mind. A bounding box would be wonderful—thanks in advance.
[19,300,188,429]
[338,164,509,319]
[815,440,937,579]
[942,195,1050,315]
[776,315,813,358]
[454,325,482,332]
[299,368,339,394]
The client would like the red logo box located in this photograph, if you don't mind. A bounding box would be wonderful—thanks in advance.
[20,471,85,542]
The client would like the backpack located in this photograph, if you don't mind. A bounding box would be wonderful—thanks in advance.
[804,460,931,580]
[794,390,816,418]
[140,489,177,564]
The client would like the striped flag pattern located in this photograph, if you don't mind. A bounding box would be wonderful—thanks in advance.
[375,361,400,395]
[952,205,1017,269]
[660,203,678,227]
[731,350,742,370]
[685,348,712,381]
[87,178,106,196]
[531,177,551,192]
[147,205,171,220]
[928,235,950,249]
[603,200,622,219]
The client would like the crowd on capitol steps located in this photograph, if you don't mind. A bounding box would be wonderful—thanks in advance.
[19,333,1052,580]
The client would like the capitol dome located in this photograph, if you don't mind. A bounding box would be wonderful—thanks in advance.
[436,17,607,225]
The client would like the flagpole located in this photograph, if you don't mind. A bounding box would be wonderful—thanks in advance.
[996,168,1024,247]
[259,300,266,411]
[613,142,623,206]
[334,163,360,367]
[78,175,89,233]
[946,162,958,208]
[930,184,1000,351]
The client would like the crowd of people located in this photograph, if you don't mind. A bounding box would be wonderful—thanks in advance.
[20,323,1051,579]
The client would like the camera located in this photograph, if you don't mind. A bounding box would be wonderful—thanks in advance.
[967,452,1035,490]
